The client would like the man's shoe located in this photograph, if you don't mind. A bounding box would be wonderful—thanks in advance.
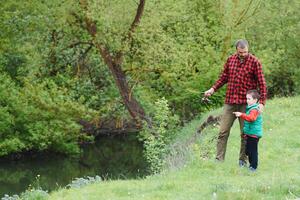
[239,160,247,167]
[249,167,256,172]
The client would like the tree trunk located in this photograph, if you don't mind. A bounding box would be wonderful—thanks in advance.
[94,44,147,122]
[79,0,148,124]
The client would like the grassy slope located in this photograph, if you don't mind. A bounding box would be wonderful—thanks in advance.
[49,96,300,200]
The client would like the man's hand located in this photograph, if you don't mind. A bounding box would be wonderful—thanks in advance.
[204,88,215,97]
[258,103,264,113]
[233,112,242,117]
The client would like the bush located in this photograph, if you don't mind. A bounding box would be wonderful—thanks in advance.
[140,98,179,173]
[0,73,96,156]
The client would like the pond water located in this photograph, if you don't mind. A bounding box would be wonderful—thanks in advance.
[0,134,148,197]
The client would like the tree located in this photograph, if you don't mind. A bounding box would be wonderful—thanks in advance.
[76,0,148,124]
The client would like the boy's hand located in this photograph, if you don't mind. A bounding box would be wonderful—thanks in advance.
[233,112,242,117]
[258,103,264,113]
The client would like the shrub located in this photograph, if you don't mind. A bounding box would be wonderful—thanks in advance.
[140,98,179,173]
[0,73,96,156]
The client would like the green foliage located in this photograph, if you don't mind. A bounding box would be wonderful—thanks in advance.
[140,98,179,173]
[245,0,300,97]
[20,189,49,200]
[2,0,299,121]
[126,0,226,119]
[0,0,299,156]
[0,73,95,156]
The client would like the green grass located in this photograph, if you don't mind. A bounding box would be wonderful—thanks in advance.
[49,96,300,200]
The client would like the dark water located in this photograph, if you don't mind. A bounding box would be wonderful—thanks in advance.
[0,134,148,197]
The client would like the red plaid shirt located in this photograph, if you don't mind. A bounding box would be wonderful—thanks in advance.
[212,53,267,105]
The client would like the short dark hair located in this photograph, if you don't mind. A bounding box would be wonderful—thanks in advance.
[247,89,260,100]
[235,39,249,49]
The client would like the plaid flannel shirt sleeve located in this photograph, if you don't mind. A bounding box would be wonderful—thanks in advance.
[254,60,267,105]
[212,59,229,91]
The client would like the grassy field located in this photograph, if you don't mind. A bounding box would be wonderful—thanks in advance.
[49,96,300,200]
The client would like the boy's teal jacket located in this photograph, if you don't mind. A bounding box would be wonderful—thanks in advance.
[243,103,263,138]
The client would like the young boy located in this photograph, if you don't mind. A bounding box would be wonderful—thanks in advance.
[233,90,263,171]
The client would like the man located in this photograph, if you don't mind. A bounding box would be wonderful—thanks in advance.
[204,39,267,166]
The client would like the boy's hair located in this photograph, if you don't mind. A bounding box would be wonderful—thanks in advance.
[247,90,260,100]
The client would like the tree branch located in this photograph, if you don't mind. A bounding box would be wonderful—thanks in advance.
[128,0,146,39]
[124,67,163,73]
[78,0,149,124]
[118,0,146,63]
[238,0,262,26]
[234,0,254,27]
[80,0,98,37]
[62,41,94,51]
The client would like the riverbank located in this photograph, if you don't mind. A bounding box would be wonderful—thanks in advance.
[0,134,148,198]
[28,96,300,199]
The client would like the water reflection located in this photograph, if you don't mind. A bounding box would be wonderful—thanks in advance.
[0,134,148,196]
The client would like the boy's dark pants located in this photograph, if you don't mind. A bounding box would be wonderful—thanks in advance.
[246,136,259,169]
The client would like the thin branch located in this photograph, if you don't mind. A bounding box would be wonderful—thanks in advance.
[69,11,86,29]
[234,0,254,27]
[80,0,98,37]
[61,44,93,70]
[119,0,146,61]
[124,67,163,73]
[62,41,94,51]
[238,0,262,26]
[128,0,146,38]
[81,44,93,59]
[79,0,111,63]
[76,44,93,78]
